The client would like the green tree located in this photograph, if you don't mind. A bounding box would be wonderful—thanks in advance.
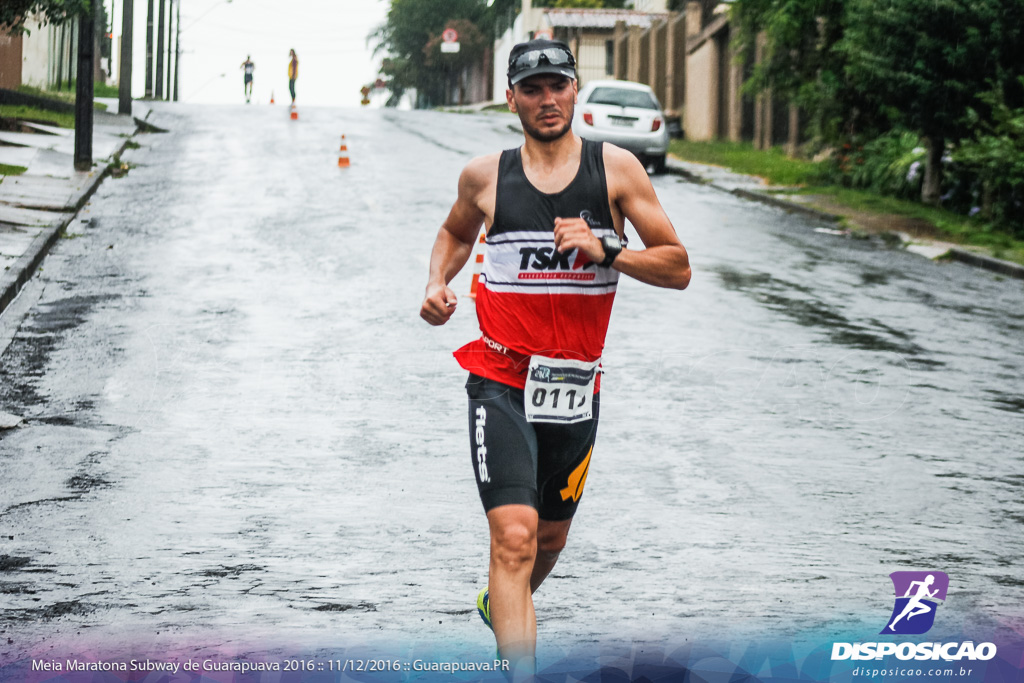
[372,0,631,106]
[732,0,857,144]
[372,0,490,107]
[422,18,490,105]
[1,0,90,31]
[955,79,1024,236]
[534,0,628,7]
[839,0,1023,205]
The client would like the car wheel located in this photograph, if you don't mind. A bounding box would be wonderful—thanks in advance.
[651,154,667,174]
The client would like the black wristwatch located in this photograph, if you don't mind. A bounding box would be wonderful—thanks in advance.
[599,234,623,267]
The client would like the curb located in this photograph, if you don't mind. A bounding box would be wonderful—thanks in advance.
[948,248,1024,280]
[666,162,1024,280]
[662,164,707,184]
[729,187,843,223]
[664,164,841,223]
[0,136,132,318]
[0,216,74,315]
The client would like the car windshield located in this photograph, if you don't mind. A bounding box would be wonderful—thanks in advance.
[587,87,659,110]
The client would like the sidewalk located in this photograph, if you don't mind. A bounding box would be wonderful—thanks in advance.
[0,102,150,318]
[665,155,1024,279]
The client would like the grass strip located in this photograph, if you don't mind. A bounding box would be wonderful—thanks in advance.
[800,186,1024,265]
[671,139,1024,266]
[17,84,76,104]
[18,83,115,107]
[0,163,29,176]
[669,139,826,186]
[93,82,120,98]
[0,104,76,128]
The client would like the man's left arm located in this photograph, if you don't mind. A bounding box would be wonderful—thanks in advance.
[553,147,690,290]
[608,148,690,289]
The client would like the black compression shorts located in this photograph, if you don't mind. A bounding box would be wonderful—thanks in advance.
[466,373,600,521]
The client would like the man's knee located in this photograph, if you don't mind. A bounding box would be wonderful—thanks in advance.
[536,521,570,562]
[489,510,538,572]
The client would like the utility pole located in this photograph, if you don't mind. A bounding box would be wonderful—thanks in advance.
[165,0,174,99]
[56,23,65,89]
[94,0,104,83]
[173,0,181,101]
[67,18,76,91]
[74,9,96,171]
[145,0,154,97]
[119,0,134,115]
[109,0,116,83]
[155,0,165,99]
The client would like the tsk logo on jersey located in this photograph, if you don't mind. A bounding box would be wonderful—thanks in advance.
[882,571,948,635]
[518,246,596,281]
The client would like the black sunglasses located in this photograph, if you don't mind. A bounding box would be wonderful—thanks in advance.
[509,47,576,74]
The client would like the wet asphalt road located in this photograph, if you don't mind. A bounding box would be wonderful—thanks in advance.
[1,103,1022,665]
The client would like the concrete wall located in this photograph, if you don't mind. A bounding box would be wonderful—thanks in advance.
[0,31,22,89]
[19,16,53,88]
[577,34,612,87]
[459,48,491,105]
[666,14,685,113]
[599,2,796,148]
[493,23,517,101]
[609,13,683,113]
[684,39,719,141]
[649,20,665,106]
[636,26,650,85]
[634,0,668,11]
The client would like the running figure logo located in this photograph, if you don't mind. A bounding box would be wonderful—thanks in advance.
[881,571,949,634]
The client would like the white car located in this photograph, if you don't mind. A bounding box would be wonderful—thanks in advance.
[573,79,670,173]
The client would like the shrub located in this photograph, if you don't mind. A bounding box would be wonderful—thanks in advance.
[828,129,925,198]
[954,79,1024,238]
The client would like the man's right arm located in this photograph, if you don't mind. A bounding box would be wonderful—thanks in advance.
[420,158,492,326]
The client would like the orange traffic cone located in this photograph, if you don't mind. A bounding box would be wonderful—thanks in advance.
[338,135,350,168]
[468,229,486,298]
[270,91,275,104]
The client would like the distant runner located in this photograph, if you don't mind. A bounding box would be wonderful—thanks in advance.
[240,55,254,103]
[287,49,298,105]
[419,38,691,681]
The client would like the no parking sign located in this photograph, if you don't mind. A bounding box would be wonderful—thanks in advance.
[441,28,460,53]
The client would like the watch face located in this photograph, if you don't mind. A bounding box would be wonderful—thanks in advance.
[601,235,621,266]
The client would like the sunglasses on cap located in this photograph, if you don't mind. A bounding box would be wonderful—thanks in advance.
[509,47,576,74]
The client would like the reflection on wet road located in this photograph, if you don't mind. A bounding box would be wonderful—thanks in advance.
[1,104,1022,662]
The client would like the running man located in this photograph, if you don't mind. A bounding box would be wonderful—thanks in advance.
[240,55,254,103]
[419,39,690,679]
[888,574,939,631]
[287,49,298,105]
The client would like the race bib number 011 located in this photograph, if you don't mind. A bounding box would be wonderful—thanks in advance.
[524,355,599,424]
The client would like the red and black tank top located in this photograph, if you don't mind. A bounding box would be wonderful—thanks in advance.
[454,139,620,389]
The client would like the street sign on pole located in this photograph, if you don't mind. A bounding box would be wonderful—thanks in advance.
[441,27,460,54]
